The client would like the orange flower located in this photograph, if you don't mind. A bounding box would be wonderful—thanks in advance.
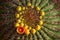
[17,27,25,34]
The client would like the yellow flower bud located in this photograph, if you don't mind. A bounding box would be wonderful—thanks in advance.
[39,20,43,25]
[27,2,31,6]
[21,22,24,27]
[28,27,32,30]
[15,23,20,27]
[39,16,42,19]
[22,7,25,10]
[16,6,22,11]
[36,6,40,11]
[24,24,28,29]
[25,29,30,35]
[15,13,20,18]
[40,10,45,16]
[31,28,36,34]
[31,5,34,8]
[17,19,21,23]
[19,16,23,20]
[35,25,41,30]
[19,12,22,15]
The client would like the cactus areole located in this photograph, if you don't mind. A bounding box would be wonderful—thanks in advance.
[15,2,45,35]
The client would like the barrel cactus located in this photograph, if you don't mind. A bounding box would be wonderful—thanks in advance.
[0,0,60,40]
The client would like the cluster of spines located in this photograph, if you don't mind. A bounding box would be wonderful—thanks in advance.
[0,0,60,40]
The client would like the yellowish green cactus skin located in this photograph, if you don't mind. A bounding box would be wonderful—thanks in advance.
[0,0,60,40]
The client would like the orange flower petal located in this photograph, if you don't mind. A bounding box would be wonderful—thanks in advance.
[17,27,25,34]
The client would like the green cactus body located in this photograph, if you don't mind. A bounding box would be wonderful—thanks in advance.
[0,0,60,40]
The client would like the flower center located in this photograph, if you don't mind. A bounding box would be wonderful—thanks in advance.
[23,7,40,27]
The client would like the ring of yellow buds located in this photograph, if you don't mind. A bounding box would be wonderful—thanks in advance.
[15,2,45,35]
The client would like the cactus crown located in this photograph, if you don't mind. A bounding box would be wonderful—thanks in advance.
[0,0,60,40]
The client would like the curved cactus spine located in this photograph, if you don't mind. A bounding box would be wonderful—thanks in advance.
[18,1,22,6]
[27,0,30,2]
[0,2,12,9]
[9,32,19,40]
[11,0,19,6]
[54,32,60,38]
[24,35,28,40]
[21,35,25,40]
[36,31,43,40]
[44,9,60,17]
[35,0,41,6]
[42,26,60,39]
[42,3,57,12]
[40,30,53,40]
[45,22,60,27]
[0,24,14,34]
[39,0,50,9]
[8,2,17,9]
[19,0,26,6]
[0,27,15,40]
[8,32,17,40]
[45,17,60,21]
[43,23,60,32]
[1,28,15,40]
[32,0,36,5]
[44,16,60,21]
[28,34,33,40]
[44,11,60,24]
[0,25,9,33]
[18,0,25,6]
[44,17,60,23]
[0,10,7,14]
[33,34,37,40]
[22,0,26,5]
[0,10,15,26]
[44,19,60,25]
[14,33,21,40]
[12,0,22,6]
